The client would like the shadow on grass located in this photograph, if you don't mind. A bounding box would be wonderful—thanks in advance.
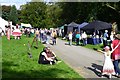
[2,60,74,79]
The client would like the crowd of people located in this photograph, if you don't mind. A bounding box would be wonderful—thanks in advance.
[2,24,59,46]
[2,24,61,65]
[62,29,118,47]
[61,29,120,78]
[98,34,120,78]
[1,23,120,79]
[1,24,22,40]
[32,28,58,45]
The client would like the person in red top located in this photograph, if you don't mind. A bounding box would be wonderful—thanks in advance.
[111,34,120,78]
[7,25,11,40]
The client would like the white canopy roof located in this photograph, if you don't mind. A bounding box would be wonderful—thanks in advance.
[0,17,8,32]
[21,23,32,28]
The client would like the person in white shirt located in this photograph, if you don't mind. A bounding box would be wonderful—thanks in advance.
[81,32,87,46]
[68,32,72,46]
[110,32,114,43]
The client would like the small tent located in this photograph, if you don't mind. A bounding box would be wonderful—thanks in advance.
[21,23,32,28]
[78,22,88,32]
[67,22,79,32]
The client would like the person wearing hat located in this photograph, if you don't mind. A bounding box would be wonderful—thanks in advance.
[111,34,120,78]
[98,42,120,78]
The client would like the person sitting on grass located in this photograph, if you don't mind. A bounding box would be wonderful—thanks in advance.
[38,47,61,65]
[46,47,61,64]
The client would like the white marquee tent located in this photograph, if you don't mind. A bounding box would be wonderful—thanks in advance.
[0,17,16,34]
[0,17,8,32]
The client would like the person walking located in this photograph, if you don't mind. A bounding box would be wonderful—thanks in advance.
[35,28,39,41]
[68,31,72,46]
[111,34,120,78]
[51,30,57,45]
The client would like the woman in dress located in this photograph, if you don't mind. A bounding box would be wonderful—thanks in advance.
[12,24,22,39]
[98,42,120,78]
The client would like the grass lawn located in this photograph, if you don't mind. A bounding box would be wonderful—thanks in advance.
[61,37,103,51]
[84,44,103,51]
[2,36,83,79]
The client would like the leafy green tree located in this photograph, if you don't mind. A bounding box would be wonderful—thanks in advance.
[2,5,11,21]
[9,5,18,25]
[19,2,46,28]
[44,3,62,28]
[18,2,120,30]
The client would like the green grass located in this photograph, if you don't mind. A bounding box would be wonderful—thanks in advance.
[60,37,103,51]
[2,36,83,79]
[84,44,103,51]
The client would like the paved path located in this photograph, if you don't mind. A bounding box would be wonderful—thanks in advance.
[45,39,117,79]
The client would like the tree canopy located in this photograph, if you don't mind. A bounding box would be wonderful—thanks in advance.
[2,2,120,30]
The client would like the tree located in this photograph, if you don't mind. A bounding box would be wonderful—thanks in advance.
[2,5,11,20]
[19,2,47,28]
[18,2,120,30]
[9,5,18,25]
[44,3,62,28]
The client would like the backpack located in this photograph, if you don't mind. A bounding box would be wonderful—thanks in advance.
[38,51,46,64]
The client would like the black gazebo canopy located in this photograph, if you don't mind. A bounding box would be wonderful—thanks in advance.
[81,20,112,31]
[67,22,79,32]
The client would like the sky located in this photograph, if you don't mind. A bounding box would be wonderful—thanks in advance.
[0,0,32,9]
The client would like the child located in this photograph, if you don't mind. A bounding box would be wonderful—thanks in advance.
[98,42,120,78]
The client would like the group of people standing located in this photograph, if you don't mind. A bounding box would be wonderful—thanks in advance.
[4,24,22,40]
[68,31,87,46]
[99,33,120,78]
[34,28,57,45]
